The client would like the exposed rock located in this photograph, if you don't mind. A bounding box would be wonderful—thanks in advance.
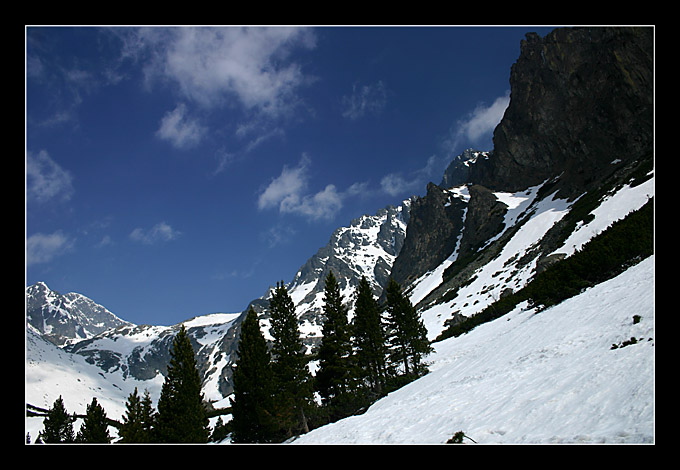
[469,27,654,199]
[390,183,467,288]
[536,253,567,275]
[440,149,489,188]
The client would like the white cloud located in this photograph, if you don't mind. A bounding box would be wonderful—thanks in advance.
[26,231,73,265]
[341,81,388,120]
[380,173,420,197]
[156,103,206,148]
[258,155,311,212]
[452,91,510,145]
[133,27,316,116]
[380,155,442,197]
[284,184,343,220]
[26,150,74,204]
[129,222,181,244]
[258,155,358,221]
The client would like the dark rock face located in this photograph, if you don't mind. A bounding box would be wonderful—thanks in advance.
[390,182,510,291]
[390,183,468,288]
[457,185,508,257]
[391,26,654,305]
[440,149,488,188]
[469,27,654,198]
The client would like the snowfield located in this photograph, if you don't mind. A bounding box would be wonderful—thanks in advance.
[292,255,655,444]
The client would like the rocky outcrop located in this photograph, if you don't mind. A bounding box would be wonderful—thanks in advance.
[390,183,467,288]
[457,185,508,257]
[440,149,488,188]
[469,27,654,199]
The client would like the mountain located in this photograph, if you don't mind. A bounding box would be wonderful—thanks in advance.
[469,27,653,199]
[25,200,412,406]
[389,26,653,337]
[26,26,654,443]
[265,201,411,348]
[26,282,130,346]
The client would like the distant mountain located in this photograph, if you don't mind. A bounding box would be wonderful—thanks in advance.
[26,282,130,346]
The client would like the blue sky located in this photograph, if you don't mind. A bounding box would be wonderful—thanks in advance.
[26,25,555,326]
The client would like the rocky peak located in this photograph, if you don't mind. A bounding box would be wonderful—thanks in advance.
[26,282,131,346]
[440,149,489,188]
[469,27,654,198]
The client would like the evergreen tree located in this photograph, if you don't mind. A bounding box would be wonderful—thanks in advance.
[38,395,75,443]
[76,397,111,443]
[210,416,229,443]
[139,389,156,440]
[119,387,156,443]
[315,271,357,420]
[384,278,433,378]
[268,281,313,439]
[230,307,278,443]
[155,324,210,443]
[352,276,387,398]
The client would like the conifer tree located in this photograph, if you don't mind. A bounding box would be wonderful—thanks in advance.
[268,281,313,439]
[39,395,75,443]
[230,307,278,443]
[155,324,210,443]
[76,397,112,443]
[210,416,229,442]
[315,271,357,420]
[384,278,433,378]
[352,276,387,398]
[119,387,156,443]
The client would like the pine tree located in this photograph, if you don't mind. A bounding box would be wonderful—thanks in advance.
[155,324,210,443]
[315,271,357,420]
[76,397,111,443]
[139,389,156,440]
[268,281,313,439]
[119,387,156,443]
[38,395,75,443]
[210,416,229,442]
[230,307,278,443]
[384,278,433,378]
[352,276,387,398]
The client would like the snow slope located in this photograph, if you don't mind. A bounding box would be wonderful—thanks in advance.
[292,255,655,444]
[25,325,165,442]
[413,176,654,342]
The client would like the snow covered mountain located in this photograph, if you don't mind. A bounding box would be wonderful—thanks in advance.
[25,27,654,444]
[258,202,412,350]
[26,281,131,346]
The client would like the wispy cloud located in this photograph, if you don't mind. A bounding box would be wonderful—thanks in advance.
[258,154,311,212]
[26,231,74,266]
[341,80,388,120]
[156,103,206,149]
[258,154,360,221]
[380,155,441,197]
[261,222,297,248]
[127,27,316,116]
[26,150,74,204]
[27,29,125,128]
[449,91,510,148]
[129,222,181,244]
